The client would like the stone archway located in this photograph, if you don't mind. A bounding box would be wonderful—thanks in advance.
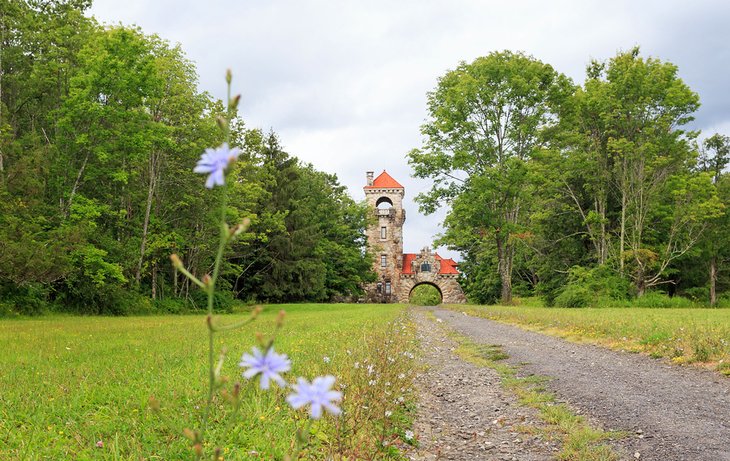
[397,272,467,304]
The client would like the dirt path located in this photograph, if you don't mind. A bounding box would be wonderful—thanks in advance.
[428,307,730,461]
[407,310,558,460]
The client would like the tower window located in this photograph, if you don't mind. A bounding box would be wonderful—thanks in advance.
[385,281,392,295]
[381,254,387,267]
[421,262,431,273]
[380,226,387,239]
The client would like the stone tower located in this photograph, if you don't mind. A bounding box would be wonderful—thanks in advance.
[363,170,406,301]
[363,170,468,304]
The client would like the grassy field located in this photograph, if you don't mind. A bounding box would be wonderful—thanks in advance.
[446,302,730,374]
[0,304,416,460]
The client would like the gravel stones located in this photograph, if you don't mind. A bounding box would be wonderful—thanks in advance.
[407,311,556,460]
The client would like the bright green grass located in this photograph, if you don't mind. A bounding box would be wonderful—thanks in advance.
[445,303,730,373]
[0,304,413,460]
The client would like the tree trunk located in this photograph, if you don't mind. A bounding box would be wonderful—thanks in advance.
[619,189,626,275]
[496,235,513,304]
[135,152,157,285]
[710,256,717,307]
[599,197,607,264]
[151,262,157,300]
[636,264,645,297]
[65,151,90,217]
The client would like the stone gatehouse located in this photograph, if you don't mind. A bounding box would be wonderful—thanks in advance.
[363,170,467,304]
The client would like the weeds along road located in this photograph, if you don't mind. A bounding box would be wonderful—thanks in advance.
[430,307,730,461]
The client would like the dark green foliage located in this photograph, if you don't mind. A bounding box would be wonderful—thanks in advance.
[458,254,503,305]
[228,133,373,303]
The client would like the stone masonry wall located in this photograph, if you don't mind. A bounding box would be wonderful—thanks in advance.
[364,186,405,302]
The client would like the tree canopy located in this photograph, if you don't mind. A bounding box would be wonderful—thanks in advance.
[0,1,373,315]
[411,49,729,306]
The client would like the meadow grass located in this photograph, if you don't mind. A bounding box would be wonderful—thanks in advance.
[445,302,730,374]
[0,303,417,460]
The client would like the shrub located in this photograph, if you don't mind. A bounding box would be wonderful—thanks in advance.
[552,265,631,308]
[632,291,695,308]
[0,282,50,316]
[57,283,153,315]
[153,298,189,314]
[189,288,235,313]
[716,293,730,308]
[554,284,591,308]
[683,287,709,304]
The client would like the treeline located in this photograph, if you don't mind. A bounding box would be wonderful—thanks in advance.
[0,1,373,315]
[410,49,729,307]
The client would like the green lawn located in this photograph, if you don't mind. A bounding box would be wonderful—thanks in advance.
[0,304,416,460]
[446,303,730,374]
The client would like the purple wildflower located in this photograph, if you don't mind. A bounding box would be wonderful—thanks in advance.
[286,375,342,419]
[193,143,241,188]
[239,347,291,390]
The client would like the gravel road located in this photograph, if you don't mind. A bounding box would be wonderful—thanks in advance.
[407,311,558,460]
[430,307,730,461]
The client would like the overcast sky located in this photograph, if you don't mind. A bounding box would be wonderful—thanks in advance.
[88,0,730,260]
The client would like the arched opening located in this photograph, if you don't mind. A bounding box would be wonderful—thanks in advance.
[376,196,393,209]
[409,282,443,306]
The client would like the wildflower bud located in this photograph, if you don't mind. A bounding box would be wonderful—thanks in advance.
[193,443,203,456]
[226,68,232,84]
[214,447,222,459]
[170,254,183,269]
[183,428,196,441]
[230,217,251,238]
[233,382,241,398]
[229,94,241,110]
[276,310,286,328]
[216,116,227,130]
[252,305,263,319]
[203,274,212,287]
[255,331,265,345]
[148,395,160,412]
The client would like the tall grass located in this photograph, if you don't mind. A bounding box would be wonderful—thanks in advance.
[446,303,730,374]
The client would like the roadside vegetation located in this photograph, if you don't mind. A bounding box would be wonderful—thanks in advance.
[446,301,730,375]
[0,304,417,459]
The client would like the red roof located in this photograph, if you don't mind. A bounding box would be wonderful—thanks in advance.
[364,170,404,189]
[439,258,459,274]
[402,252,459,275]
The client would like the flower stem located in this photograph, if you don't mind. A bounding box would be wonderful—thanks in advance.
[198,72,235,457]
